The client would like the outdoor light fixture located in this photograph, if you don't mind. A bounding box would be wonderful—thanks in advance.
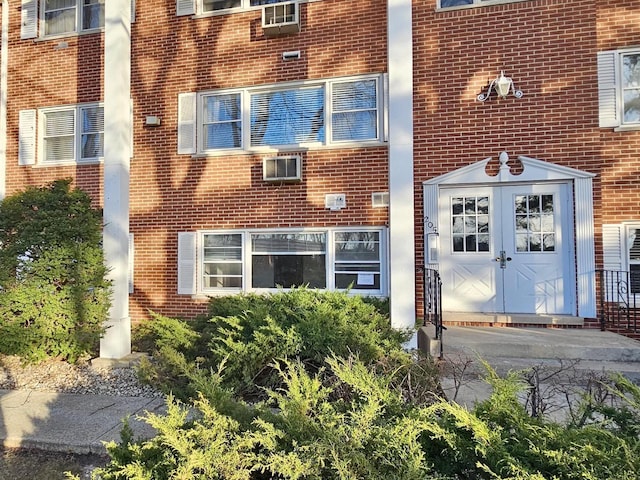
[477,71,523,102]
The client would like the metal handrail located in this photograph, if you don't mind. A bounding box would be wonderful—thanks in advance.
[423,267,445,358]
[598,269,640,333]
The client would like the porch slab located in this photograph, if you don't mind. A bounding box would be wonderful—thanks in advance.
[442,312,584,327]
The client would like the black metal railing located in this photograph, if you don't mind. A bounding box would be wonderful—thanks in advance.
[598,269,640,332]
[423,268,444,358]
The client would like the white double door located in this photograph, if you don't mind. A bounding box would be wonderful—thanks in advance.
[438,182,574,315]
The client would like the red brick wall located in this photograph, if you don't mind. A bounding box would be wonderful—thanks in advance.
[412,0,640,317]
[3,0,390,322]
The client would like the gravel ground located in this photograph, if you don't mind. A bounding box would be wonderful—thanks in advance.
[0,354,162,479]
[0,355,162,397]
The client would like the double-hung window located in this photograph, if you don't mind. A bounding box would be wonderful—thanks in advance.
[182,75,385,155]
[43,0,104,36]
[438,0,525,9]
[179,0,297,16]
[627,225,640,294]
[182,227,387,295]
[603,223,640,298]
[40,104,104,164]
[598,49,640,129]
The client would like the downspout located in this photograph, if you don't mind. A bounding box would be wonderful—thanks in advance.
[0,0,8,200]
[387,0,416,331]
[101,0,132,358]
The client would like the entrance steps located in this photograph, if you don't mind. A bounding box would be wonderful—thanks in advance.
[442,325,640,363]
[442,312,584,328]
[433,325,640,419]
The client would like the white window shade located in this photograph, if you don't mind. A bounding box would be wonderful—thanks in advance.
[331,79,378,142]
[43,109,75,163]
[250,87,324,147]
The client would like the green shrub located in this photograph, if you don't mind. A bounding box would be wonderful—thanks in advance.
[137,289,410,399]
[0,180,110,363]
[95,357,640,480]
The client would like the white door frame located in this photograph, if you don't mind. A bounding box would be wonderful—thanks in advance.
[422,152,597,318]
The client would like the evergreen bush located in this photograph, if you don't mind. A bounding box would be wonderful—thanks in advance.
[0,179,110,362]
[136,289,409,399]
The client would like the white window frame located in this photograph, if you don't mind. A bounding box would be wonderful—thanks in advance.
[196,227,387,296]
[38,103,104,166]
[598,48,640,130]
[182,0,313,17]
[625,224,640,295]
[41,0,104,37]
[194,74,385,155]
[437,0,528,10]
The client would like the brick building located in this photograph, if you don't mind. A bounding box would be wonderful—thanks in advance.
[1,0,638,357]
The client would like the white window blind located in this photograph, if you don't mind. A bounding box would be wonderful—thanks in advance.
[331,79,378,142]
[203,93,242,149]
[250,86,324,146]
[43,109,75,163]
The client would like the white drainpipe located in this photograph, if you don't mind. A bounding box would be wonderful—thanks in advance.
[0,0,8,200]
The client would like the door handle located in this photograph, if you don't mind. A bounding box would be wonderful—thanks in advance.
[494,251,512,269]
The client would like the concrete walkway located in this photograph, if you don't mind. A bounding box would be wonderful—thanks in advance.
[0,389,165,454]
[438,326,640,416]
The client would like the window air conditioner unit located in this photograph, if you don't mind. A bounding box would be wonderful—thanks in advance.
[262,1,300,37]
[263,155,302,182]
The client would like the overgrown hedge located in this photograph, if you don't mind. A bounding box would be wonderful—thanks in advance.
[136,289,411,399]
[0,180,110,363]
[90,290,640,479]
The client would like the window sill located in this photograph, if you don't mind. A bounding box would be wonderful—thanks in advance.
[614,125,640,133]
[191,141,387,159]
[31,160,102,168]
[33,28,104,43]
[436,0,530,12]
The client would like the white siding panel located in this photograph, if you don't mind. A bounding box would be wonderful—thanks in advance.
[597,51,620,128]
[178,232,197,295]
[18,109,36,165]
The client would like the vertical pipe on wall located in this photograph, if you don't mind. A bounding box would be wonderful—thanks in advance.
[0,0,8,200]
[387,0,416,331]
[101,0,132,358]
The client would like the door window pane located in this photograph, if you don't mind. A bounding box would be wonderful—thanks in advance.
[451,196,490,252]
[514,194,555,252]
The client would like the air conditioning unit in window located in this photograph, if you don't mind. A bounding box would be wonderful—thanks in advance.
[263,155,302,182]
[262,1,300,37]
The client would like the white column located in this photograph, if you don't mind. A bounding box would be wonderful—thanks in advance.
[0,0,8,200]
[387,0,415,330]
[101,0,132,358]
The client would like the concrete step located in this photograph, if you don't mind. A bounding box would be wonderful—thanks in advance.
[442,325,640,363]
